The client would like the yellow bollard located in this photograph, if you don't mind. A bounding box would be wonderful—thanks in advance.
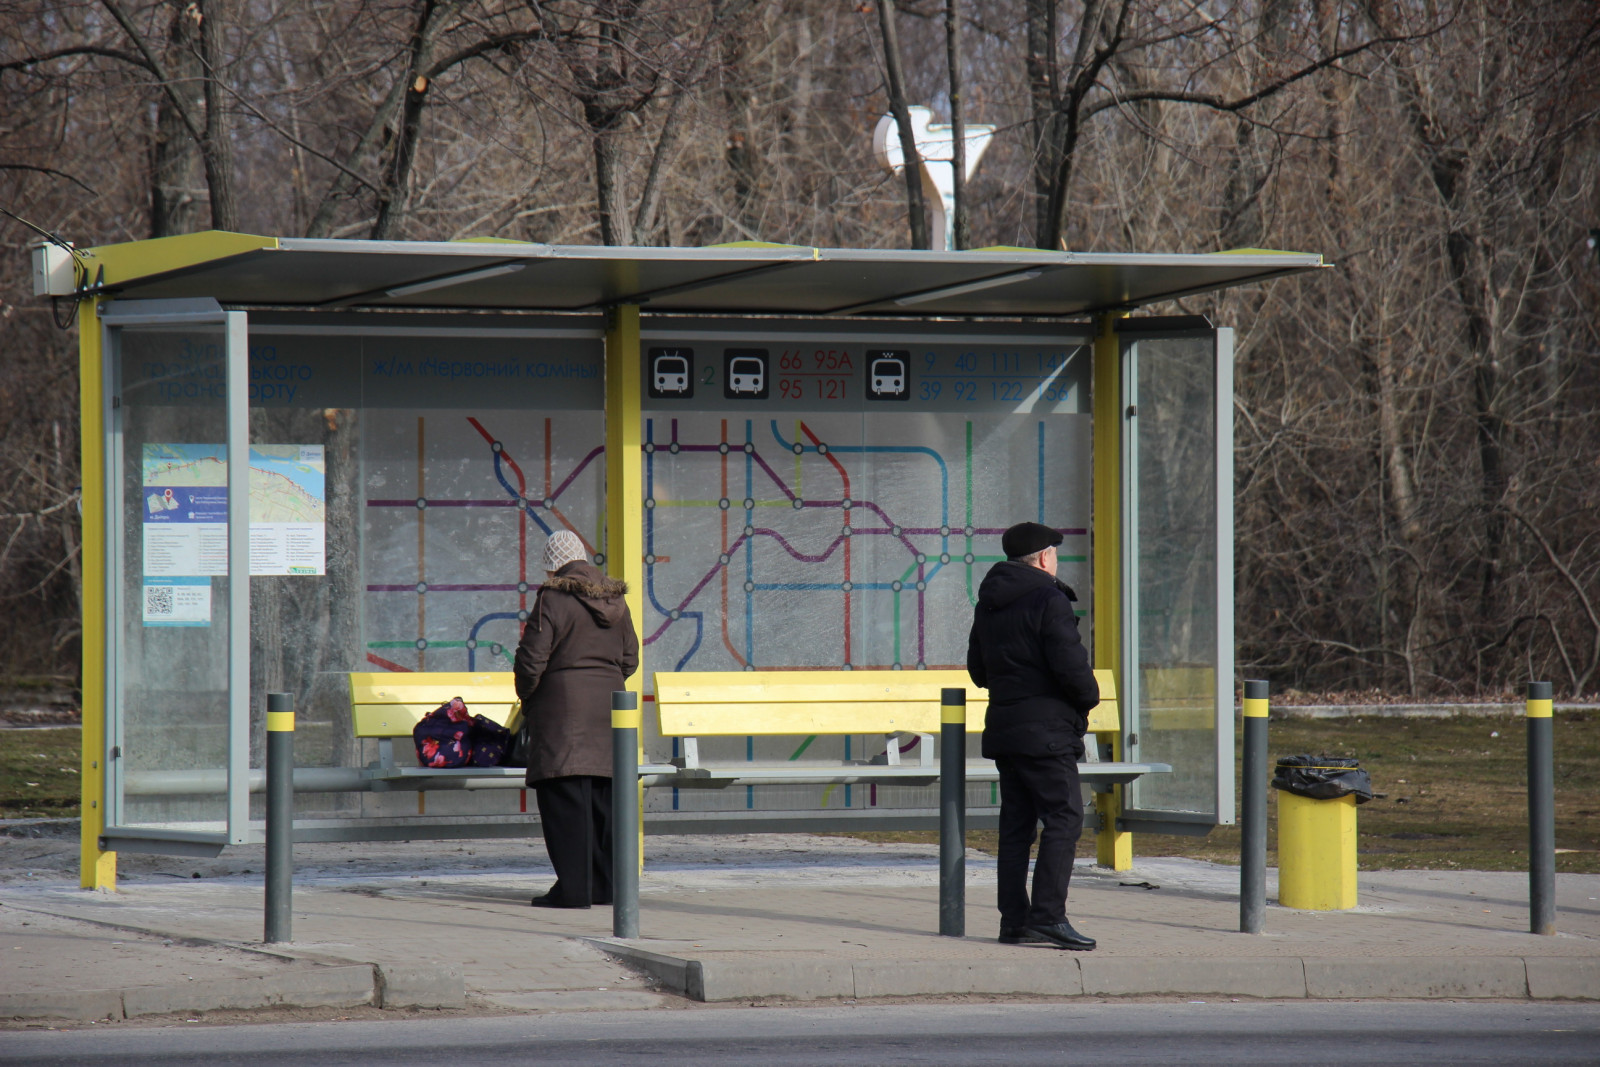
[1277,789,1358,910]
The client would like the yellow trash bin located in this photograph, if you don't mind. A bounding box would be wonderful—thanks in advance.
[1273,756,1367,910]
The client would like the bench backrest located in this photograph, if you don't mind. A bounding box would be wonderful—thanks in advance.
[653,669,1117,737]
[348,672,519,737]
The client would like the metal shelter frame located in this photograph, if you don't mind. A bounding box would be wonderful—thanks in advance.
[70,232,1326,889]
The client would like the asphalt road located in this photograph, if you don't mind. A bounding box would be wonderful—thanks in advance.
[4,1001,1596,1066]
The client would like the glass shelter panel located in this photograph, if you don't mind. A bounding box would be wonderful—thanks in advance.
[111,324,236,831]
[1124,332,1231,820]
[354,333,606,675]
[353,330,605,825]
[641,323,1092,816]
[237,319,605,825]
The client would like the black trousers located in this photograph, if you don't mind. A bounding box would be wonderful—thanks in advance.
[534,775,613,906]
[994,753,1084,927]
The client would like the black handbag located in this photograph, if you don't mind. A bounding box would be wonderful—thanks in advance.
[503,702,531,767]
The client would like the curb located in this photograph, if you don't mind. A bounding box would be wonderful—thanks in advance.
[588,942,1600,1003]
[0,901,467,1021]
[0,961,465,1022]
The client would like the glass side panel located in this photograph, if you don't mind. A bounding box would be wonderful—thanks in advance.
[1127,335,1218,816]
[113,325,232,830]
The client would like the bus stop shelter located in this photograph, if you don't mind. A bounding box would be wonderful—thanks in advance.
[66,232,1325,889]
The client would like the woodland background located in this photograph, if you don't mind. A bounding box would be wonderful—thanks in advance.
[1,1,1597,700]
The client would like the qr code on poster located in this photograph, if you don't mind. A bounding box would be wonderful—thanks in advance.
[145,585,174,617]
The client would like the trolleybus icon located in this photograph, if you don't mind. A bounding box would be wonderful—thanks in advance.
[647,347,694,399]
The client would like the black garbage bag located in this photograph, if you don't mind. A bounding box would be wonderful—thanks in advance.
[1271,755,1373,804]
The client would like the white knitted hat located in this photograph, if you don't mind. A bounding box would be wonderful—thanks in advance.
[542,529,587,573]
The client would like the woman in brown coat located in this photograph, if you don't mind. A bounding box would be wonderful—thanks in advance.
[515,530,639,908]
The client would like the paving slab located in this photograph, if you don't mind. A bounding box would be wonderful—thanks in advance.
[1,835,1596,1020]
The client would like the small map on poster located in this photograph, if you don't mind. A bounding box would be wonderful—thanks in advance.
[247,445,327,575]
[142,444,326,582]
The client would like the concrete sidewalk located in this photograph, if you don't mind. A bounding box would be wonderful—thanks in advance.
[2,835,1596,1022]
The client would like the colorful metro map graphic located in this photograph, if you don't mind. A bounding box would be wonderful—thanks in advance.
[360,410,1091,679]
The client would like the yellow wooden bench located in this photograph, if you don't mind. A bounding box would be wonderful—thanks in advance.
[348,671,677,787]
[349,671,526,785]
[348,668,1168,793]
[653,668,1168,789]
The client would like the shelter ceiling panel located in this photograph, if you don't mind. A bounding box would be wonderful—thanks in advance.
[84,235,1325,317]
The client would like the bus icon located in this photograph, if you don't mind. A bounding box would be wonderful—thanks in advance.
[647,347,693,399]
[722,349,769,400]
[729,357,764,394]
[866,350,911,401]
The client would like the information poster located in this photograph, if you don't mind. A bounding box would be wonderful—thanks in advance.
[142,444,327,624]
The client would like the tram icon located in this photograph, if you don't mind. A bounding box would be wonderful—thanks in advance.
[866,349,911,401]
[648,347,694,399]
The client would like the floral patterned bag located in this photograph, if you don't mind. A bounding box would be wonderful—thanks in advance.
[412,696,473,768]
[468,714,512,767]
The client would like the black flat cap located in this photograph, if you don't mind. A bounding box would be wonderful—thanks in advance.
[1002,521,1064,560]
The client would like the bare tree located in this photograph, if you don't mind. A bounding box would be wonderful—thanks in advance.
[876,0,930,249]
[944,0,968,249]
[2,0,1597,701]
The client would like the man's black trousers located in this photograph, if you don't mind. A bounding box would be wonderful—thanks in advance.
[994,753,1084,927]
[534,775,613,906]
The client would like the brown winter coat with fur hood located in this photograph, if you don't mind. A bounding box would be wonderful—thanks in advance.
[513,560,639,784]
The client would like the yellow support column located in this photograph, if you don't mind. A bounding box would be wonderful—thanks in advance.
[604,305,645,869]
[604,304,645,691]
[1091,311,1131,871]
[79,300,116,891]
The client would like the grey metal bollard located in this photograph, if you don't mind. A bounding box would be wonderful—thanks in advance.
[939,688,967,938]
[611,690,641,939]
[1239,679,1269,934]
[1527,680,1556,936]
[264,692,294,944]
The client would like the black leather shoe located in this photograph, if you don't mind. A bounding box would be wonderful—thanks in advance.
[1025,920,1096,950]
[530,892,590,909]
[998,925,1046,944]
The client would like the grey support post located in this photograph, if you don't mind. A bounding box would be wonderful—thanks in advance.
[612,690,641,939]
[939,687,967,937]
[264,692,294,944]
[1527,680,1556,936]
[1239,679,1269,934]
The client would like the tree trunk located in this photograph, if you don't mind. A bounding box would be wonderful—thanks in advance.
[877,0,929,250]
[197,0,237,231]
[1024,0,1060,245]
[150,1,204,237]
[945,0,967,250]
[592,116,634,246]
[371,1,462,241]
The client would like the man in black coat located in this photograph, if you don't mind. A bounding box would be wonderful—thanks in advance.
[967,521,1101,950]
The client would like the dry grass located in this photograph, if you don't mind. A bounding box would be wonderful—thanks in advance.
[0,728,79,819]
[6,715,1597,873]
[834,711,1600,873]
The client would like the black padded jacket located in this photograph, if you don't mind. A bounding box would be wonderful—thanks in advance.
[966,560,1100,760]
